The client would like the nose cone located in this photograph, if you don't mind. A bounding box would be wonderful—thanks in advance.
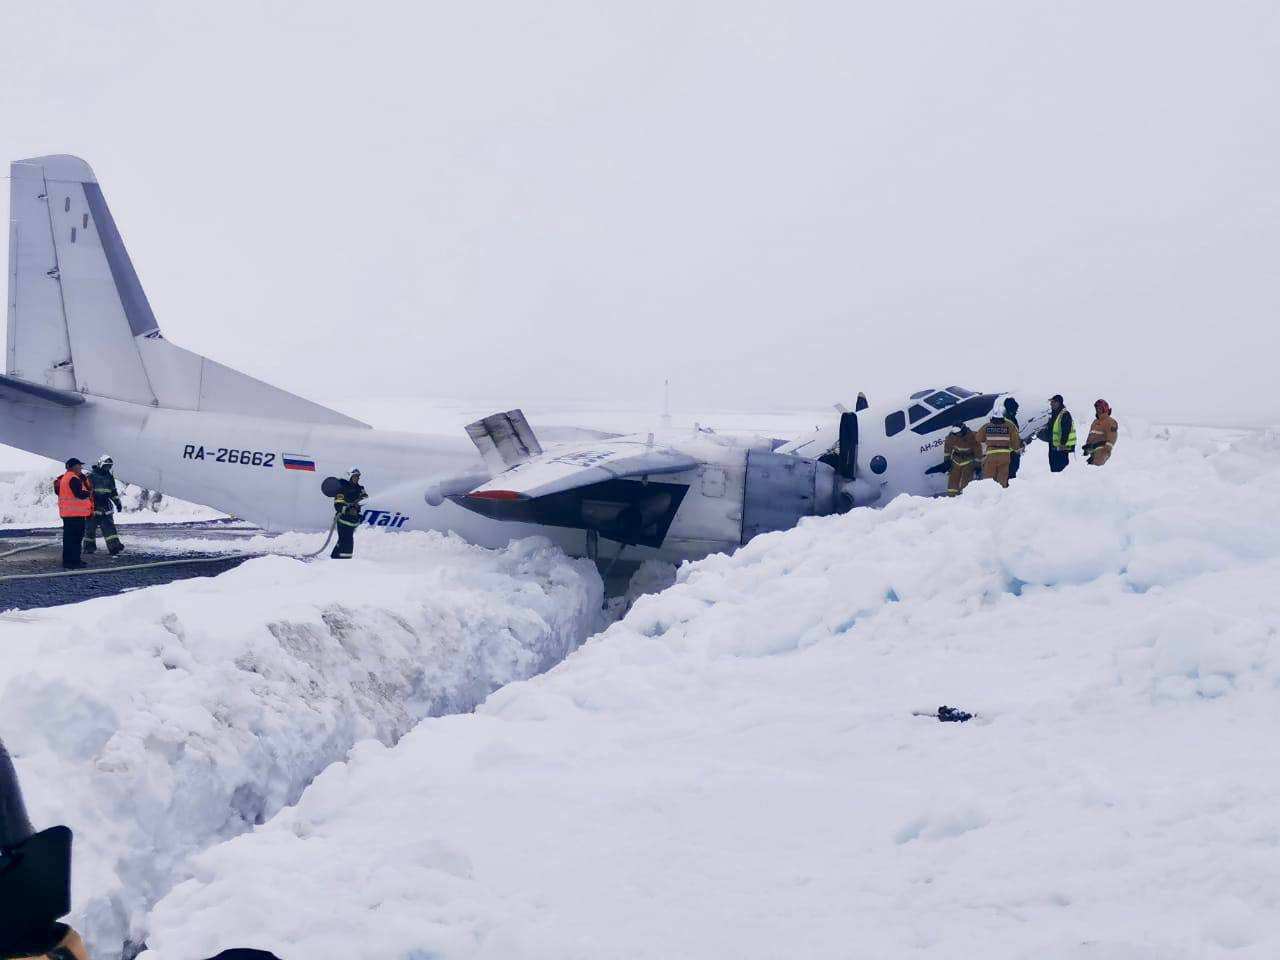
[0,740,34,849]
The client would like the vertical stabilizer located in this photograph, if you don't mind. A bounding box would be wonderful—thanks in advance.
[6,155,366,427]
[8,155,157,404]
[7,160,77,391]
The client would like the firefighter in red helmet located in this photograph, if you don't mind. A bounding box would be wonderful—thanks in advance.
[1084,399,1119,466]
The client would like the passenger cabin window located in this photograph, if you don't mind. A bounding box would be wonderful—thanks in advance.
[924,391,958,409]
[885,411,906,437]
[947,386,975,398]
[908,404,930,423]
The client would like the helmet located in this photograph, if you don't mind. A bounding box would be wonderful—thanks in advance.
[96,454,113,468]
[348,468,361,480]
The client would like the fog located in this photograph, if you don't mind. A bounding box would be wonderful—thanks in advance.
[3,1,1278,425]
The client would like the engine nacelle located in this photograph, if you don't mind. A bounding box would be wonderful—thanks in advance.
[740,451,838,544]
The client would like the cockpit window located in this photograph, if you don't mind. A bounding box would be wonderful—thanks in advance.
[924,391,958,409]
[885,410,906,437]
[910,389,934,400]
[947,385,975,398]
[908,404,930,423]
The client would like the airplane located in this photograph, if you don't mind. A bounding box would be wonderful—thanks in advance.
[2,155,1051,566]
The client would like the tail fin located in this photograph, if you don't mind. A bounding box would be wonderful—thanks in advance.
[7,155,366,427]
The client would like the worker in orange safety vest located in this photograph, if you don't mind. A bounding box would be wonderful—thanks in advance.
[54,458,93,569]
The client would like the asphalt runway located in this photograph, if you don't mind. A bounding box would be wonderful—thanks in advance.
[0,521,264,611]
[1,520,645,612]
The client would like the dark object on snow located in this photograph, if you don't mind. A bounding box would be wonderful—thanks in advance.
[936,705,973,723]
[0,738,75,957]
[202,951,285,960]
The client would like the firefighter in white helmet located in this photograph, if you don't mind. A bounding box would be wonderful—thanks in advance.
[83,455,125,557]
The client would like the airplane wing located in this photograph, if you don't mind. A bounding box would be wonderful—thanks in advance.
[464,439,699,500]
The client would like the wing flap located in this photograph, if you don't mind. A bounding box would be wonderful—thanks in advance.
[465,409,543,474]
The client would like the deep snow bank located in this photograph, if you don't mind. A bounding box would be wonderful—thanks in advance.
[142,426,1280,960]
[0,531,602,956]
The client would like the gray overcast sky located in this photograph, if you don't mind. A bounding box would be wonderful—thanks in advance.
[3,1,1278,424]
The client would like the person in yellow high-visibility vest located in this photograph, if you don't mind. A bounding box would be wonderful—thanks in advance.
[1037,394,1077,472]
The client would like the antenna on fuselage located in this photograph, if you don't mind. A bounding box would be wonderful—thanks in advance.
[660,379,672,430]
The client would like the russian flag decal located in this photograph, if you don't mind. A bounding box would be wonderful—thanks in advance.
[282,453,316,472]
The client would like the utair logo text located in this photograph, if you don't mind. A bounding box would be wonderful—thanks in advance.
[360,508,409,528]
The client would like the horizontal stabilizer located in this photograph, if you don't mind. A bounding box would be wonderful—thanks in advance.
[465,410,543,475]
[465,439,699,500]
[0,372,85,407]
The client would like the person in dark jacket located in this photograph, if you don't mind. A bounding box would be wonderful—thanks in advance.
[331,469,368,559]
[83,455,125,557]
[1037,394,1077,473]
[54,459,92,569]
[3,735,280,960]
[1002,397,1024,479]
[0,738,89,960]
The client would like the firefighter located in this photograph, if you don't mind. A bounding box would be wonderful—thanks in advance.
[54,459,93,569]
[975,410,1020,488]
[943,423,980,496]
[1083,399,1119,466]
[83,455,125,557]
[1002,397,1025,479]
[331,469,367,559]
[1038,394,1077,472]
[0,739,90,960]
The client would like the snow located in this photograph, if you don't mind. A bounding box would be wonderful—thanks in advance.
[0,468,223,528]
[0,530,602,957]
[133,422,1280,960]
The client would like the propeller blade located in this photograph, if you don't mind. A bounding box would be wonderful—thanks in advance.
[837,411,858,480]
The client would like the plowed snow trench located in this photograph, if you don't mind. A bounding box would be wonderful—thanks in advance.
[138,425,1280,960]
[0,531,603,959]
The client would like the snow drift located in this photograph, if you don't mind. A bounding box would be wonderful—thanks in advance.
[0,468,222,527]
[0,531,602,957]
[140,425,1280,959]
